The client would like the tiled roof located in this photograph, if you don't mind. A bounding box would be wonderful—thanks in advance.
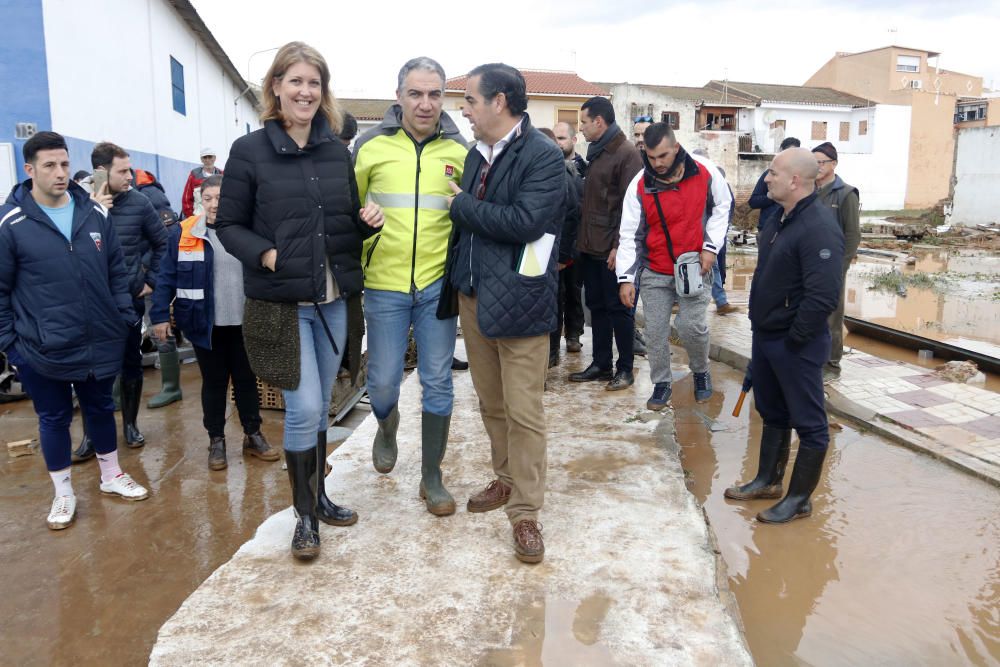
[596,82,755,105]
[338,99,395,122]
[708,81,873,107]
[446,70,608,97]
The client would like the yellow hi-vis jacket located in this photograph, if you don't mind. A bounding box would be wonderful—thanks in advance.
[353,105,468,293]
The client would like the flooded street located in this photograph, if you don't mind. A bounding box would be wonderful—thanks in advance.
[727,247,1000,388]
[673,359,1000,666]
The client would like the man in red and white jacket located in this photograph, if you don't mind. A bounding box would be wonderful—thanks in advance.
[615,122,731,409]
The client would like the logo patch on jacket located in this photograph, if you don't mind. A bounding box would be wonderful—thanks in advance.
[819,248,831,260]
[444,164,455,177]
[90,232,103,252]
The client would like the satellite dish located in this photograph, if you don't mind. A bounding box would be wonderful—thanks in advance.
[967,80,974,91]
[900,76,909,86]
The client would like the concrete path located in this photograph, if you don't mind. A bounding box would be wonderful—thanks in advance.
[706,310,1000,485]
[151,348,752,666]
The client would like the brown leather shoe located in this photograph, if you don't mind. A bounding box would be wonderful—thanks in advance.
[208,436,227,471]
[513,520,544,563]
[716,303,739,315]
[243,432,280,461]
[466,479,511,513]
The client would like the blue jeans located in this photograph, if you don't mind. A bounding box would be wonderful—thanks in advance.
[711,262,728,307]
[8,349,117,471]
[281,300,347,452]
[364,278,457,419]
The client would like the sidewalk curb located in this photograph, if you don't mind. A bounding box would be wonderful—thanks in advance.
[652,409,754,662]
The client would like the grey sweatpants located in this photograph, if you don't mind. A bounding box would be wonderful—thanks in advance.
[639,269,711,385]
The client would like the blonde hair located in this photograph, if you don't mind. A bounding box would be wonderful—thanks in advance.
[260,42,342,133]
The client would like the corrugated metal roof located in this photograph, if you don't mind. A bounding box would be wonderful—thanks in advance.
[165,0,260,110]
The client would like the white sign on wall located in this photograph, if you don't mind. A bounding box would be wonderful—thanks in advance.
[0,144,16,200]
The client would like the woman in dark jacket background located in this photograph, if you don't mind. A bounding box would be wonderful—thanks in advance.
[215,42,382,560]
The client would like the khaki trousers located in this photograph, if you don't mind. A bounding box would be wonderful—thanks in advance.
[459,293,548,525]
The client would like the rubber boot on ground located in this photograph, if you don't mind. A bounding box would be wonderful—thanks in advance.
[419,412,456,516]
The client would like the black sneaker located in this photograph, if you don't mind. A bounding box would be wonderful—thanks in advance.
[646,383,672,410]
[693,371,713,402]
[606,370,635,391]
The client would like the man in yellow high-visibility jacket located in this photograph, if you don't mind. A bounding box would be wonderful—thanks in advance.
[353,57,469,517]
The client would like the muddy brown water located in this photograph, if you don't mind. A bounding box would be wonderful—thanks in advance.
[0,363,370,666]
[728,247,1000,391]
[673,358,1000,666]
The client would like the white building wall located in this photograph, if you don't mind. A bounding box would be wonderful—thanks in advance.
[41,0,260,204]
[952,126,1000,226]
[748,103,871,155]
[836,105,911,210]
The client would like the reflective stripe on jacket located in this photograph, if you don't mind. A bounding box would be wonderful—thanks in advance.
[353,105,468,293]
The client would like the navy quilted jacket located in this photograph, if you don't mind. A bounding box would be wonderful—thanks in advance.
[0,181,135,381]
[445,115,565,338]
[110,187,168,297]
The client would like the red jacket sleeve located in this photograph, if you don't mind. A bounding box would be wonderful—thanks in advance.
[181,172,195,218]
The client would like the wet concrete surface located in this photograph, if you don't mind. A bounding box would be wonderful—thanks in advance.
[672,356,1000,666]
[150,347,752,665]
[0,362,369,666]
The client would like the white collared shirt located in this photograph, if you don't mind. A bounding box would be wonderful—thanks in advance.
[475,117,523,165]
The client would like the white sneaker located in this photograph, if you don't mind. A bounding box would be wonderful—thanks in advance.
[100,473,149,501]
[47,495,77,530]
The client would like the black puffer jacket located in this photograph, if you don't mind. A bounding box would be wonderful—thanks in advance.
[215,117,373,303]
[110,187,168,296]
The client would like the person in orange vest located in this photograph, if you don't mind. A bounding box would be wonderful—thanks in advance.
[150,175,278,470]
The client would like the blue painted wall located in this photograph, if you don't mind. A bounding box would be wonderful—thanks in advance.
[0,0,52,181]
[63,135,197,215]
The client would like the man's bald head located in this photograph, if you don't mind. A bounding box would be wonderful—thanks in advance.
[765,147,818,212]
[779,147,820,182]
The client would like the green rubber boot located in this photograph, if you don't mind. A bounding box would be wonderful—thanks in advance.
[371,406,399,474]
[419,412,456,516]
[147,350,183,408]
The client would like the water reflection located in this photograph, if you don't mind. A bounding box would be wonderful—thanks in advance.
[727,249,1000,356]
[679,362,1000,666]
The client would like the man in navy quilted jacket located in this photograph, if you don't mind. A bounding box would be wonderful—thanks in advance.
[443,63,565,564]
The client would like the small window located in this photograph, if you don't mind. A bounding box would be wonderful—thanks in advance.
[557,108,579,132]
[859,120,868,135]
[661,111,679,130]
[811,121,827,141]
[896,55,920,73]
[840,122,850,141]
[770,119,786,130]
[170,56,186,115]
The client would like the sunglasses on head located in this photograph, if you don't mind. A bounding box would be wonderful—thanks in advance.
[633,115,654,123]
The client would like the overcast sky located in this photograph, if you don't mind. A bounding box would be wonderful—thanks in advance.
[191,0,1000,98]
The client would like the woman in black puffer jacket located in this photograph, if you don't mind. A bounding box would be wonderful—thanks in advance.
[215,42,382,561]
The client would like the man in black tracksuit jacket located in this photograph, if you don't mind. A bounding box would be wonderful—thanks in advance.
[726,147,844,525]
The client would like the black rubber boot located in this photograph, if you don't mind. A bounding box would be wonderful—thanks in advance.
[285,448,320,560]
[757,447,827,524]
[120,377,145,448]
[724,425,792,500]
[419,412,456,516]
[371,406,399,474]
[315,432,357,526]
[147,350,183,408]
[72,412,95,463]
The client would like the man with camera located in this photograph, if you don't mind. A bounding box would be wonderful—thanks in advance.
[616,122,730,409]
[73,142,167,460]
